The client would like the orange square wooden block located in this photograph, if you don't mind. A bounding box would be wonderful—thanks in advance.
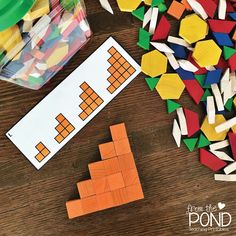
[88,161,106,179]
[81,196,99,215]
[118,153,136,170]
[110,123,128,141]
[92,177,110,194]
[107,172,125,191]
[122,168,140,187]
[66,199,84,219]
[103,157,120,175]
[99,142,116,160]
[111,188,129,206]
[77,179,95,199]
[114,139,131,156]
[126,184,144,202]
[96,192,114,210]
[167,0,185,20]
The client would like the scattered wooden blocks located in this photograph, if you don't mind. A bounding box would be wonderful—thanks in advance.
[66,123,144,219]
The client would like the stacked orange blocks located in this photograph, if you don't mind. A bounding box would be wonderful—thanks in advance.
[66,123,144,219]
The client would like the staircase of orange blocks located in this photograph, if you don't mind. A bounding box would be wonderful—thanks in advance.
[66,123,144,219]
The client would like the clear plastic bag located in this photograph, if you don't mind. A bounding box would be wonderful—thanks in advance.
[0,0,92,89]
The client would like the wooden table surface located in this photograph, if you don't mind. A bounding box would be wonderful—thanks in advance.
[1,1,236,235]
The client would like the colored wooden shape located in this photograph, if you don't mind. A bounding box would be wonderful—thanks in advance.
[92,177,110,194]
[99,142,116,160]
[223,46,236,60]
[192,40,222,67]
[183,80,204,104]
[88,161,106,179]
[156,73,185,100]
[126,184,144,202]
[204,69,222,85]
[228,53,236,71]
[103,157,121,175]
[96,192,114,210]
[107,172,125,191]
[114,139,131,156]
[179,13,208,44]
[201,115,228,141]
[137,28,150,50]
[81,196,99,215]
[118,153,136,170]
[110,123,128,141]
[122,168,140,186]
[213,32,233,47]
[111,188,129,206]
[167,1,185,20]
[184,108,200,137]
[228,132,236,160]
[166,100,181,114]
[132,6,145,21]
[208,19,236,34]
[141,50,167,77]
[77,180,95,199]
[116,0,142,12]
[198,133,211,148]
[152,15,171,41]
[196,0,217,18]
[200,149,227,171]
[183,138,198,152]
[145,77,160,91]
[66,199,83,219]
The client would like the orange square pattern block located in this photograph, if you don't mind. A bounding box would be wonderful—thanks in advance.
[167,0,185,20]
[35,142,50,162]
[107,47,136,94]
[66,123,144,219]
[54,113,75,143]
[99,142,116,160]
[79,82,104,121]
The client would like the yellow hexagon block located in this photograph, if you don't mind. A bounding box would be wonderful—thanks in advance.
[201,115,228,141]
[192,39,222,67]
[116,0,142,12]
[144,0,152,5]
[179,14,208,44]
[155,73,185,99]
[141,50,167,77]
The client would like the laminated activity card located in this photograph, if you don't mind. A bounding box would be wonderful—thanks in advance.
[6,37,141,170]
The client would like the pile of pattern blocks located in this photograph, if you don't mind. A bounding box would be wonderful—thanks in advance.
[66,123,144,219]
[109,0,236,181]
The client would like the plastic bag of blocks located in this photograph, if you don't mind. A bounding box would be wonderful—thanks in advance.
[0,0,92,89]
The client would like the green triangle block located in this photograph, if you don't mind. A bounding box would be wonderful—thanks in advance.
[201,89,211,102]
[195,74,210,89]
[137,28,150,50]
[158,3,167,12]
[223,46,236,60]
[145,77,159,91]
[225,97,233,111]
[167,100,181,114]
[198,133,211,148]
[151,0,164,7]
[132,6,145,21]
[183,138,198,152]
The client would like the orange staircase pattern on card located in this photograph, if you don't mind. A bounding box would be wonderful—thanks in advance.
[35,142,50,162]
[66,123,144,219]
[54,114,75,144]
[107,47,136,94]
[79,82,104,121]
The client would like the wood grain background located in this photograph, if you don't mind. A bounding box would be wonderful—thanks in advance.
[0,0,236,235]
